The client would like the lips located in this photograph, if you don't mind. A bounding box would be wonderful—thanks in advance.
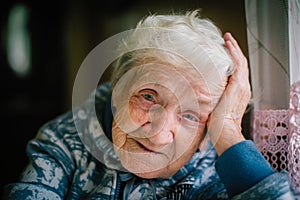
[136,140,156,153]
[136,141,153,152]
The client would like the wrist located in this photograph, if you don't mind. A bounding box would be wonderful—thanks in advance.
[214,133,245,156]
[209,120,245,155]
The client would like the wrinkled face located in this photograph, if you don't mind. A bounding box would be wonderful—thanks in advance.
[111,63,216,179]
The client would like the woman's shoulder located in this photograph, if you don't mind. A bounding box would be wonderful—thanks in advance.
[34,82,112,152]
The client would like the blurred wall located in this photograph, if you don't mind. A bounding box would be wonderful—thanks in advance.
[0,0,247,195]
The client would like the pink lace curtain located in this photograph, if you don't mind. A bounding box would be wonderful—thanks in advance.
[289,81,300,191]
[245,0,300,193]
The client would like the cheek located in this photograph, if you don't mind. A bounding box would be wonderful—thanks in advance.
[112,122,127,148]
[173,125,206,158]
[129,98,149,125]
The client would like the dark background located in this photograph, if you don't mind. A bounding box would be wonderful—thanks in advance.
[0,0,248,196]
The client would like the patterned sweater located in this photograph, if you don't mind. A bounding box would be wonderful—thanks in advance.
[3,83,298,199]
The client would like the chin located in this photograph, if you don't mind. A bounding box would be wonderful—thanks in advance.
[118,153,176,179]
[120,155,180,179]
[134,168,176,179]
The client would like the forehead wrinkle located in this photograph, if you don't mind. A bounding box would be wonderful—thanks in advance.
[190,84,214,113]
[195,91,211,104]
[193,87,208,102]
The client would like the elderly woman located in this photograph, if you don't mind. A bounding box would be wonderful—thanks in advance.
[4,10,297,199]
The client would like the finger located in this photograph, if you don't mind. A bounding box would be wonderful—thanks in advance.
[225,40,240,64]
[224,33,246,63]
[225,41,247,79]
[224,32,242,53]
[224,33,248,77]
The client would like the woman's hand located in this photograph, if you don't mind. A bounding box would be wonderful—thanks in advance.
[207,32,251,156]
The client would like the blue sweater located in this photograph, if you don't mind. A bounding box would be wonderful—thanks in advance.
[3,83,297,199]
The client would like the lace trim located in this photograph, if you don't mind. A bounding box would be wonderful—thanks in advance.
[289,80,300,193]
[252,109,289,171]
[252,80,300,193]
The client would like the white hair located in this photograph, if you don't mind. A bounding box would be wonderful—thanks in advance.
[110,10,233,97]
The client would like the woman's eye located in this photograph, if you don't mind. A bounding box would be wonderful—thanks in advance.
[142,93,155,102]
[133,89,158,110]
[182,113,199,123]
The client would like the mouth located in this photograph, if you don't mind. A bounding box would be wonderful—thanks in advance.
[136,140,157,153]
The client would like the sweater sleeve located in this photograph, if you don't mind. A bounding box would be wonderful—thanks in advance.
[215,140,275,197]
[231,172,296,200]
[3,114,77,199]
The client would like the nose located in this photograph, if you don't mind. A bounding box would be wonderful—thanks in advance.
[144,104,175,145]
